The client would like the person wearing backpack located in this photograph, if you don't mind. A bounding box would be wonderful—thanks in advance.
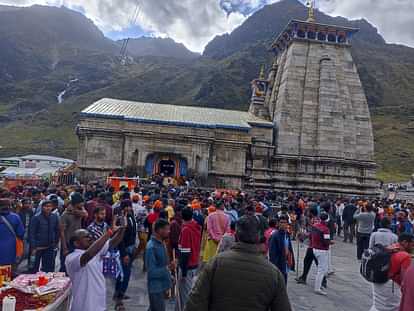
[368,218,398,311]
[310,212,332,296]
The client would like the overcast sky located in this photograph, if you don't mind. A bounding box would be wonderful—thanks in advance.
[1,0,413,52]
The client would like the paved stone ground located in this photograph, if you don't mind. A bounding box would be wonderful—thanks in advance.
[107,238,372,311]
[288,239,371,311]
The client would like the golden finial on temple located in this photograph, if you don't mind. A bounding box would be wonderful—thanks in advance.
[306,0,316,23]
[259,65,265,80]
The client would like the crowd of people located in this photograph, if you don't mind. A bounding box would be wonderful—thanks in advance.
[0,180,413,311]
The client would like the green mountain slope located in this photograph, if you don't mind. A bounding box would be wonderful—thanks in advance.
[118,37,200,59]
[0,1,413,182]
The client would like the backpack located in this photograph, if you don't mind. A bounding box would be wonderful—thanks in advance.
[360,244,391,284]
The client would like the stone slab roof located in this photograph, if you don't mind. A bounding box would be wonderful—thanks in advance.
[81,98,273,131]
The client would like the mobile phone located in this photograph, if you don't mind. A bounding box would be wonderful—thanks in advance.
[117,215,127,227]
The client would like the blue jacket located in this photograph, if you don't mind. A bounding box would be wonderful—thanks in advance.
[269,229,295,275]
[145,237,172,294]
[29,212,60,249]
[0,212,25,265]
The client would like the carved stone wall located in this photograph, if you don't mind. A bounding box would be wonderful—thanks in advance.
[264,39,377,195]
[77,118,249,189]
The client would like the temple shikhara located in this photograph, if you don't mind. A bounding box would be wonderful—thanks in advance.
[77,3,377,195]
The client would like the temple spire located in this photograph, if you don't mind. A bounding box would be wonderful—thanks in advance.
[306,0,316,23]
[259,64,265,80]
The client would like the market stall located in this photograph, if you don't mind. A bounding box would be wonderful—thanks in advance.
[0,268,71,311]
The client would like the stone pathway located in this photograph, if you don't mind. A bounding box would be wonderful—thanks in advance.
[107,238,374,311]
[288,239,372,311]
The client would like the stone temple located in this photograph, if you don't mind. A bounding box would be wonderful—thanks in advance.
[77,13,377,195]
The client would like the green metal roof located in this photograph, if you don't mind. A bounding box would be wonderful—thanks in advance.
[81,98,273,131]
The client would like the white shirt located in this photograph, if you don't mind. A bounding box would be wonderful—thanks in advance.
[66,241,110,311]
[338,203,345,217]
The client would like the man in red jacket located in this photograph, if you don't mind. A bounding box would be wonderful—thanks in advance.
[177,207,202,309]
[310,212,332,296]
[388,233,413,286]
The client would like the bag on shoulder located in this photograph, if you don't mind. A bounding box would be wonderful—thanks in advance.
[360,244,391,284]
[1,216,24,259]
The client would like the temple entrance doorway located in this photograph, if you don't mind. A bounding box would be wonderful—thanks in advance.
[145,153,188,178]
[159,160,175,176]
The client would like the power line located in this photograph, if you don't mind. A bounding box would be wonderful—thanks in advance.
[120,0,141,63]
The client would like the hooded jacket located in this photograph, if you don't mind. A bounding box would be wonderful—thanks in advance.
[179,220,202,274]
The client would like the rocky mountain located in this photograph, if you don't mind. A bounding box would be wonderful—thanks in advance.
[0,5,116,81]
[0,5,197,120]
[119,37,200,59]
[201,0,414,181]
[0,0,413,181]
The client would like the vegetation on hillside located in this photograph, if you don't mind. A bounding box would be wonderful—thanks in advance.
[0,0,413,182]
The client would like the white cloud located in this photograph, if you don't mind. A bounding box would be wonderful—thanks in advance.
[0,0,413,52]
[0,0,263,52]
[318,0,414,47]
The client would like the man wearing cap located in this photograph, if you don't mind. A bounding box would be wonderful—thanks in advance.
[0,198,25,269]
[29,200,60,272]
[60,192,88,272]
